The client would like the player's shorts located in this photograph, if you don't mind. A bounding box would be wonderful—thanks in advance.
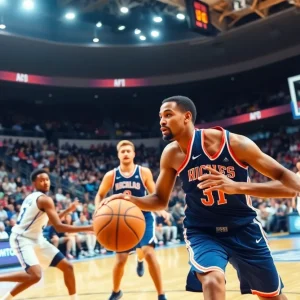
[117,212,157,253]
[184,219,284,297]
[10,233,65,271]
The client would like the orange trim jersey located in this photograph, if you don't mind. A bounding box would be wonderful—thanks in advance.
[178,127,257,229]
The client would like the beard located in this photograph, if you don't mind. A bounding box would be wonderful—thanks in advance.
[162,131,174,141]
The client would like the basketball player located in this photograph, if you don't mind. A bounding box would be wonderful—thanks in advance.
[102,96,300,300]
[94,140,167,300]
[0,169,93,300]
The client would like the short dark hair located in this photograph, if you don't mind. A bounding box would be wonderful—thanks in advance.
[30,169,49,182]
[162,96,197,124]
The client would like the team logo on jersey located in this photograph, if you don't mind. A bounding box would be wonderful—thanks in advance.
[115,181,141,191]
[135,175,139,178]
[187,164,236,182]
[192,154,202,160]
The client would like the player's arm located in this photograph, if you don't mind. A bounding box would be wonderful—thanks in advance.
[199,168,296,198]
[94,170,114,208]
[126,147,177,210]
[38,195,93,233]
[47,200,79,226]
[142,167,156,194]
[142,167,170,219]
[199,134,298,198]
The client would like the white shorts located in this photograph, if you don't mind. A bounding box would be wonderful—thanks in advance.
[10,233,63,271]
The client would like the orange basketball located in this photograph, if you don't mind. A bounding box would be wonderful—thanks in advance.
[93,199,146,252]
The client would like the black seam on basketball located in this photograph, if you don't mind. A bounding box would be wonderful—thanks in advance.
[124,206,142,216]
[96,213,114,236]
[123,215,141,242]
[93,214,145,221]
[116,200,122,252]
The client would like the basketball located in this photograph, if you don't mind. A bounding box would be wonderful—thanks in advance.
[93,199,146,252]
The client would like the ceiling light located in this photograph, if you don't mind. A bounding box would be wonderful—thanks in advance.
[93,38,99,43]
[118,25,125,31]
[153,16,162,23]
[140,35,146,41]
[0,0,6,6]
[120,7,129,14]
[151,30,160,37]
[134,28,141,35]
[0,24,6,30]
[176,13,185,20]
[65,12,75,20]
[22,0,34,10]
[96,22,102,28]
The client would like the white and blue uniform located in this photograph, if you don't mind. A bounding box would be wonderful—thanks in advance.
[178,128,283,298]
[10,192,64,271]
[112,165,156,251]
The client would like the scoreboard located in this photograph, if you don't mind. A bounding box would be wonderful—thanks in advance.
[185,0,211,34]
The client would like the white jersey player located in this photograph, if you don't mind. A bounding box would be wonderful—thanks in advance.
[0,169,93,300]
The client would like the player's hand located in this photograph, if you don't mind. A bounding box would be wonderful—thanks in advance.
[197,166,239,194]
[68,199,79,212]
[99,193,128,207]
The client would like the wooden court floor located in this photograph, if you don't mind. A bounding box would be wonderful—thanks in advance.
[5,235,300,299]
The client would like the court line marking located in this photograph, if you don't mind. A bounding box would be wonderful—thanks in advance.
[22,289,300,299]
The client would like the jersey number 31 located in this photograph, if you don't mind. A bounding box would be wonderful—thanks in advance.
[201,190,227,206]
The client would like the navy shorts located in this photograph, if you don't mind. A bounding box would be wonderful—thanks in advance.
[185,220,284,297]
[118,212,156,253]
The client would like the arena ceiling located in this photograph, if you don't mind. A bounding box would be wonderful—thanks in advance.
[57,0,298,39]
[0,0,298,45]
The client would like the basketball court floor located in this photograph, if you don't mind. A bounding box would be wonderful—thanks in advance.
[1,234,300,299]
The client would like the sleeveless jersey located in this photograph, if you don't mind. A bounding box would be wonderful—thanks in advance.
[12,191,49,239]
[178,128,257,231]
[112,165,151,217]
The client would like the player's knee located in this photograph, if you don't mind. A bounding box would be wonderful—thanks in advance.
[29,270,42,284]
[200,272,225,292]
[63,262,74,274]
[143,248,156,262]
[115,253,128,266]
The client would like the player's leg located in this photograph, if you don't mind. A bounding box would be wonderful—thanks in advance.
[141,245,166,299]
[0,265,42,300]
[184,229,228,300]
[38,239,77,299]
[108,252,129,299]
[195,272,226,300]
[136,248,145,277]
[55,258,76,298]
[229,220,287,300]
[0,235,43,299]
[140,213,166,299]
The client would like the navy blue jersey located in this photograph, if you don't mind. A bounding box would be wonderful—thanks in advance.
[178,127,257,230]
[112,165,151,217]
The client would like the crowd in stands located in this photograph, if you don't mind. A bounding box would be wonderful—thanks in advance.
[0,122,299,260]
[0,89,290,140]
